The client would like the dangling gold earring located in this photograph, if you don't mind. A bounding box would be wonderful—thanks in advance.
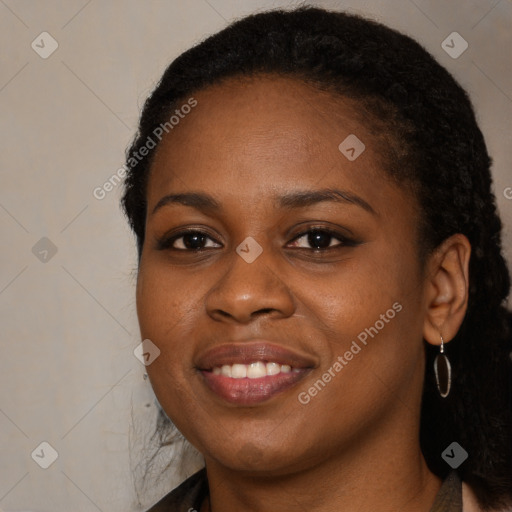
[434,335,451,398]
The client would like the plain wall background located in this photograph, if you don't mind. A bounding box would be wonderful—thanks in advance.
[1,0,511,510]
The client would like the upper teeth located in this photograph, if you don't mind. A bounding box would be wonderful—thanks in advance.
[212,362,297,379]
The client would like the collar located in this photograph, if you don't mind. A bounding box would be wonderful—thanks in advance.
[429,471,462,512]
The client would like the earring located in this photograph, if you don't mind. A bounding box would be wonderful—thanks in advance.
[434,335,451,398]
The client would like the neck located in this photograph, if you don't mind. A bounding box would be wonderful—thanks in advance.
[202,403,442,512]
[204,452,440,512]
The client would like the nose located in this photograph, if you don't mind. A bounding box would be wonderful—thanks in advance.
[205,245,296,324]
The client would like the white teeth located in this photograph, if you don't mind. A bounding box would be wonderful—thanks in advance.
[247,361,266,379]
[221,365,232,377]
[231,364,247,378]
[266,362,281,376]
[212,362,297,378]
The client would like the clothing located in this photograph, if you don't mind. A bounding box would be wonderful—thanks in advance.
[145,469,208,512]
[144,468,506,511]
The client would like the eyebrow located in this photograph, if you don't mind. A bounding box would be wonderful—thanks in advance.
[278,189,376,215]
[151,188,377,216]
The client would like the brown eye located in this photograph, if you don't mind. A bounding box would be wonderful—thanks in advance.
[157,230,221,251]
[288,229,355,251]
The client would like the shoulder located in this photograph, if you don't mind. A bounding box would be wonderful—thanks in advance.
[462,482,512,512]
[145,468,208,512]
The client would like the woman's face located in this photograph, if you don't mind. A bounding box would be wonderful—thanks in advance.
[137,75,429,474]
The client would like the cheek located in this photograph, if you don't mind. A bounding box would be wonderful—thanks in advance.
[135,262,207,432]
[304,236,422,336]
[136,249,206,328]
[135,260,199,378]
[301,238,425,395]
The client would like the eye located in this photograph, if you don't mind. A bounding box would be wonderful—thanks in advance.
[157,229,221,251]
[287,228,356,251]
[156,227,358,253]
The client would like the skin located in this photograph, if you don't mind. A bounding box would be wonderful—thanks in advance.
[136,75,471,512]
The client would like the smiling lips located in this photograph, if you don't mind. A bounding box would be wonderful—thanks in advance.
[196,342,315,406]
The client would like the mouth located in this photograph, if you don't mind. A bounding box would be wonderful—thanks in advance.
[196,342,315,406]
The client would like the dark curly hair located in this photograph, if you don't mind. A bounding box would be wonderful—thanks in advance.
[121,6,512,509]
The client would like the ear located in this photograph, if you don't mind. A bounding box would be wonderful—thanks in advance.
[423,234,471,346]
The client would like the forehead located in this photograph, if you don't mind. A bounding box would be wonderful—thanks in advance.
[146,74,401,209]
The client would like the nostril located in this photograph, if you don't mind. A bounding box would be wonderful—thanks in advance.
[253,308,275,316]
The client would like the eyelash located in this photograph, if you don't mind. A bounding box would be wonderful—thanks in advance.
[156,227,359,253]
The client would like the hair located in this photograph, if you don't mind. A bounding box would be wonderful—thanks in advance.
[121,6,512,509]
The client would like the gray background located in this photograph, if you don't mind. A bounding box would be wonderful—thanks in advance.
[1,0,511,511]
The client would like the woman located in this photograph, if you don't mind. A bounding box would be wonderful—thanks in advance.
[121,6,512,512]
